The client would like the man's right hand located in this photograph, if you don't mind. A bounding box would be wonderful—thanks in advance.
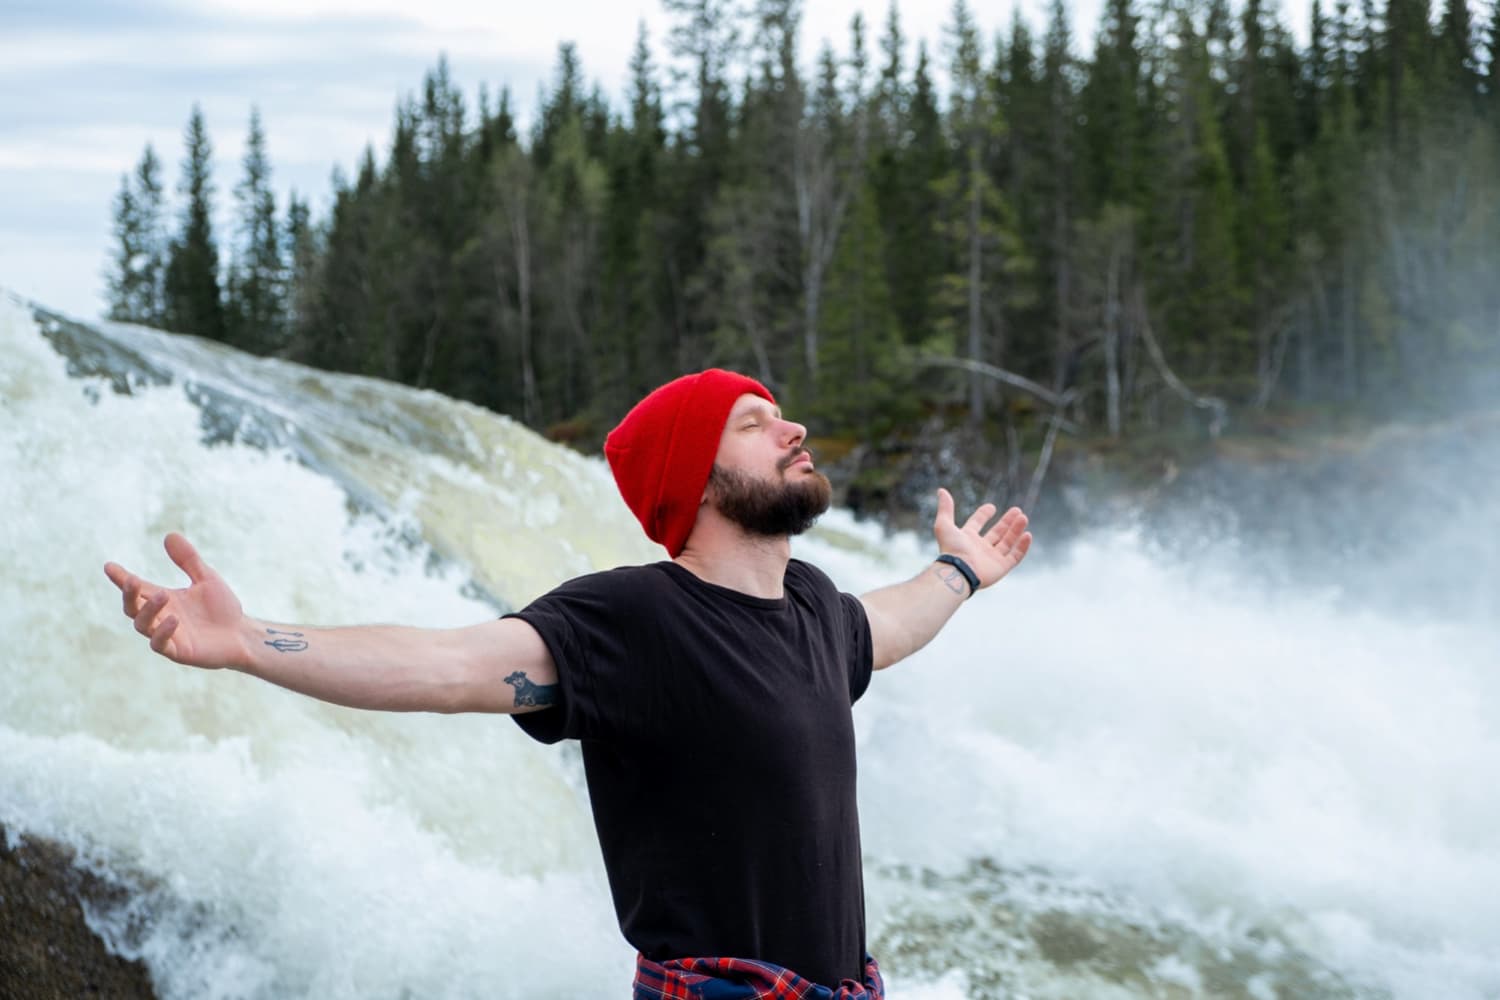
[104,533,250,670]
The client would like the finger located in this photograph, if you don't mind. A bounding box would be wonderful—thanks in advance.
[935,488,955,528]
[1009,532,1033,565]
[133,590,168,637]
[150,616,179,658]
[164,533,209,584]
[987,508,1028,547]
[963,502,998,535]
[119,574,151,618]
[103,562,130,590]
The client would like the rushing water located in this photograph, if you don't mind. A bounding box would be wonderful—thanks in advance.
[2,291,1497,999]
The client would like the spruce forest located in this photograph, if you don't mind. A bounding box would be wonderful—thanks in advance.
[106,0,1500,499]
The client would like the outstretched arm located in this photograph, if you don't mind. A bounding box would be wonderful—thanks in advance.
[859,488,1031,670]
[104,533,557,714]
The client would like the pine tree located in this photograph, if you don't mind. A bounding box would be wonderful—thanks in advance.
[282,192,317,336]
[873,0,907,146]
[538,58,609,422]
[1434,0,1478,103]
[598,22,672,415]
[937,0,1032,424]
[1487,2,1500,114]
[661,0,742,370]
[164,105,226,341]
[998,9,1057,377]
[1080,0,1150,212]
[874,40,948,347]
[229,107,285,354]
[1041,0,1080,389]
[815,177,908,438]
[1162,8,1240,382]
[106,175,142,322]
[107,144,167,325]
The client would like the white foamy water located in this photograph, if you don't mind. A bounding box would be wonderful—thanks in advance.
[3,292,1498,998]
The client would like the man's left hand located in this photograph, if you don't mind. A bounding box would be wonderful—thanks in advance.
[933,487,1032,591]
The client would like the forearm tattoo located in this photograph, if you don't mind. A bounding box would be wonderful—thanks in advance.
[505,670,558,708]
[264,628,308,653]
[935,565,967,596]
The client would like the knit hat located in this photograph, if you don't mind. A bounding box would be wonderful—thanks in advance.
[605,370,776,557]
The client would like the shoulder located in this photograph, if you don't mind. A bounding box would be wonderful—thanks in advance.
[522,563,674,614]
[784,558,843,603]
[785,557,835,587]
[549,563,670,594]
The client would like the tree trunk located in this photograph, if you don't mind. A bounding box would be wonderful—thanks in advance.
[509,200,539,425]
[967,145,985,426]
[1341,245,1358,401]
[1104,235,1123,439]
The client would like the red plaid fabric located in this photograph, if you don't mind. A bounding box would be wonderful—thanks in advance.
[633,953,885,1000]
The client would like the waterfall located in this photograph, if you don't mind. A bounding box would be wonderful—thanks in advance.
[3,291,1497,999]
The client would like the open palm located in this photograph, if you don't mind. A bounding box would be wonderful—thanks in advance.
[104,533,249,668]
[932,487,1032,590]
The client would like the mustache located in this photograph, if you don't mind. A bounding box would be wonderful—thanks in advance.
[777,447,812,471]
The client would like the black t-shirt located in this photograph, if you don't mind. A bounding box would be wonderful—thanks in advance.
[508,558,874,988]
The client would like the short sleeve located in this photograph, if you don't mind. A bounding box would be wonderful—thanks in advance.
[505,568,659,745]
[786,559,874,705]
[841,591,874,703]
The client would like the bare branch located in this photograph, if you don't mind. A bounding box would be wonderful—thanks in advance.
[911,352,1079,414]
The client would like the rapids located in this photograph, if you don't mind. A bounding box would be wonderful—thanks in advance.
[2,290,1497,998]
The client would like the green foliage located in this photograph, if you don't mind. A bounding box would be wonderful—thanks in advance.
[105,0,1500,471]
[163,105,225,341]
[107,144,166,326]
[227,107,286,355]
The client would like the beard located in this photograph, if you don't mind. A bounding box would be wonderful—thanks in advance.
[707,456,833,538]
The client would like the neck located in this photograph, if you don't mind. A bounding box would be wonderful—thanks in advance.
[674,515,791,599]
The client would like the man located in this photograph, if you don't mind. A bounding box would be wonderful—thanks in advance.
[105,369,1031,999]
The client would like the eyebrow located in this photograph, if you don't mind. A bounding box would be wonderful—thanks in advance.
[734,402,782,421]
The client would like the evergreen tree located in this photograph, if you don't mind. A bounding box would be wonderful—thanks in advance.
[1487,2,1500,113]
[103,0,1500,478]
[1080,0,1150,212]
[938,0,1032,423]
[873,0,907,145]
[597,22,671,414]
[661,0,742,372]
[1162,8,1240,383]
[282,192,317,336]
[298,152,378,373]
[164,105,226,341]
[873,40,949,347]
[1041,0,1080,389]
[998,10,1057,377]
[537,45,609,422]
[107,144,166,325]
[815,176,907,437]
[107,175,142,322]
[229,106,286,354]
[1434,0,1479,102]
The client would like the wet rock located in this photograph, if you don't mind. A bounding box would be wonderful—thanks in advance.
[0,824,156,1000]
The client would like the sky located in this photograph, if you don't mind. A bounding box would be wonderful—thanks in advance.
[0,0,1331,324]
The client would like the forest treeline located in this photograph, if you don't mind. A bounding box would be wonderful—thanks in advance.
[107,0,1500,469]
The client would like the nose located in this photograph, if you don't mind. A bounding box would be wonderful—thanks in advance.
[780,418,806,449]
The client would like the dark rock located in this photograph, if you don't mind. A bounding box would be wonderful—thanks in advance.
[0,825,156,1000]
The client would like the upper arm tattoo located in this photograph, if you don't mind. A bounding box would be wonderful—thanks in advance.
[504,670,558,708]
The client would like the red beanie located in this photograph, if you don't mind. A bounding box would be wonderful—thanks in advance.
[605,370,775,557]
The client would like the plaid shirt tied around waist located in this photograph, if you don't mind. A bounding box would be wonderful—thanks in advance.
[633,953,885,1000]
